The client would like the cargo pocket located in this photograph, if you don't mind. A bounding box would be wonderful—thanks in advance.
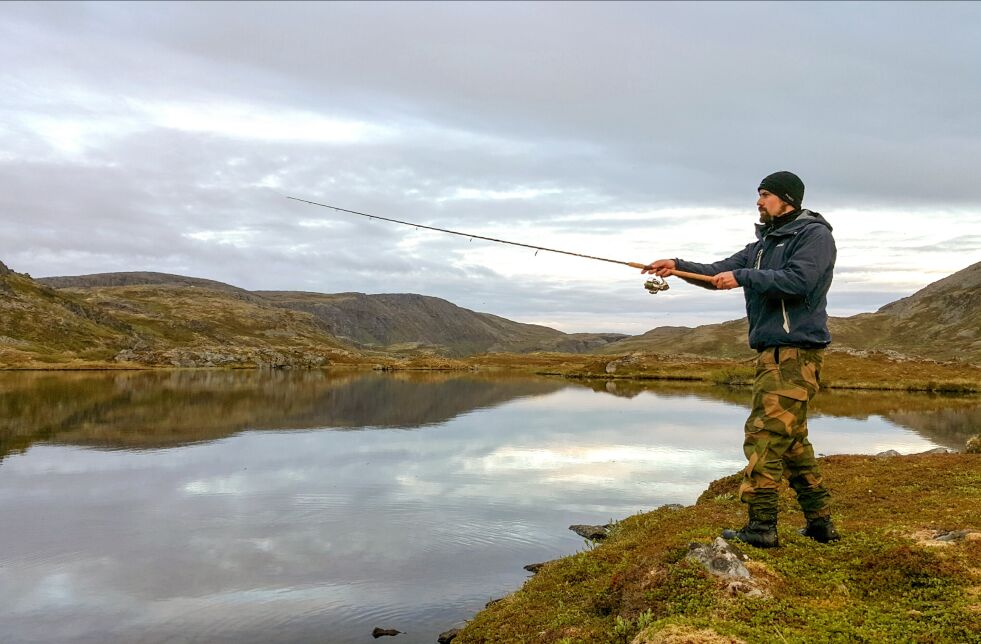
[750,388,809,434]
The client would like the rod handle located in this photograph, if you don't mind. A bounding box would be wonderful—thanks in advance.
[668,269,717,285]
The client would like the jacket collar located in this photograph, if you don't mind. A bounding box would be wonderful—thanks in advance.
[755,209,826,240]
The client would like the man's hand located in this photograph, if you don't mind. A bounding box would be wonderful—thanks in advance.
[641,259,676,276]
[712,271,739,290]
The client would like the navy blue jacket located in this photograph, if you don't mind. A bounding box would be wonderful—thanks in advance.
[675,210,836,350]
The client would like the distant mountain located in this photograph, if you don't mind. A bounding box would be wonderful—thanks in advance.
[37,272,627,357]
[257,290,626,356]
[831,261,981,362]
[593,319,753,359]
[4,268,352,368]
[10,260,980,366]
[38,271,256,297]
[598,261,981,363]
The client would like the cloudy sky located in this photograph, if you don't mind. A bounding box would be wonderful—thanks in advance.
[2,2,980,333]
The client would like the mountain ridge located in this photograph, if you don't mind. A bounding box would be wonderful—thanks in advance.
[7,260,979,365]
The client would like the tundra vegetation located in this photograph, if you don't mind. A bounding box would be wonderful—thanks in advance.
[456,454,981,644]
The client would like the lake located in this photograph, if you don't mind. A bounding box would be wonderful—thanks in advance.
[1,370,977,644]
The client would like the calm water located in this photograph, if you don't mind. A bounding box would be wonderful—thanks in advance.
[0,370,977,644]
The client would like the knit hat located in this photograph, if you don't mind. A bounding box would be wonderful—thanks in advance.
[758,171,805,209]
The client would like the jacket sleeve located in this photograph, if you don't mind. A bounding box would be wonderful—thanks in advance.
[732,226,836,298]
[675,243,754,276]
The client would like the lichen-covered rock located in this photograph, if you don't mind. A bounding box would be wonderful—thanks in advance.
[686,537,750,579]
[874,449,901,458]
[966,434,981,454]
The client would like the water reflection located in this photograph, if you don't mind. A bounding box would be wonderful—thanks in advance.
[0,370,977,644]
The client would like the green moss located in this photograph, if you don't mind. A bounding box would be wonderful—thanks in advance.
[457,455,981,644]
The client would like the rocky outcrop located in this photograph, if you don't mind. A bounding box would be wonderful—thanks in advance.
[570,523,613,541]
[114,347,337,368]
[0,259,11,276]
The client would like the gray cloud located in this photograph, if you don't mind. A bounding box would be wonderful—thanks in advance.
[2,2,980,332]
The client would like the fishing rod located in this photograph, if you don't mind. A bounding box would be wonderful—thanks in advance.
[285,196,716,294]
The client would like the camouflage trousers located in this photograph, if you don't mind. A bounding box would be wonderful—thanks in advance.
[740,346,832,521]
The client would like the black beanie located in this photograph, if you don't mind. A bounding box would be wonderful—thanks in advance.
[758,171,805,209]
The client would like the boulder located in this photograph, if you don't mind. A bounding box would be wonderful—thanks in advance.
[874,449,901,458]
[966,434,981,454]
[437,628,460,643]
[372,627,401,638]
[686,537,750,580]
[569,523,612,540]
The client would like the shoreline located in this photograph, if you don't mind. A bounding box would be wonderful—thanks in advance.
[2,350,981,393]
[455,453,981,643]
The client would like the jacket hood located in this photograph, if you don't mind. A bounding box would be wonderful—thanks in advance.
[756,209,832,239]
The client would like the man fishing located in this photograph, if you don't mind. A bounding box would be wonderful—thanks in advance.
[643,171,841,548]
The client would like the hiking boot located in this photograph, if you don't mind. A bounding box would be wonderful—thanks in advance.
[721,521,779,548]
[798,517,841,543]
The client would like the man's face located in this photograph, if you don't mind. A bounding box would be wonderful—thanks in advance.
[757,190,793,222]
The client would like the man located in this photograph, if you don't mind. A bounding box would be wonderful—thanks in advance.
[643,171,840,548]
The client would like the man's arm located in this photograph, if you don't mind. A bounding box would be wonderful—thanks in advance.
[644,245,754,290]
[674,243,755,277]
[732,227,836,298]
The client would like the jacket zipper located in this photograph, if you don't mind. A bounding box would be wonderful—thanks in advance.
[756,238,790,333]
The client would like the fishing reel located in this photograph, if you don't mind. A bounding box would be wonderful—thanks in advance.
[643,276,670,294]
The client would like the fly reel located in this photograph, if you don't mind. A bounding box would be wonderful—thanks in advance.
[644,276,670,294]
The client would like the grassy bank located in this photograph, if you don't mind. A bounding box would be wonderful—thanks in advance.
[457,454,981,643]
[454,351,981,393]
[4,347,980,394]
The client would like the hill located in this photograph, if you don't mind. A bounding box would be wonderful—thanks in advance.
[37,272,627,357]
[257,290,626,356]
[3,267,356,368]
[10,260,981,366]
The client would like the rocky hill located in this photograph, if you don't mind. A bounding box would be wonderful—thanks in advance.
[3,266,355,368]
[831,261,981,362]
[37,272,627,357]
[598,261,981,363]
[257,290,626,356]
[9,260,981,366]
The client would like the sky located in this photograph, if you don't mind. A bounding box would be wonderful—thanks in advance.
[2,1,980,334]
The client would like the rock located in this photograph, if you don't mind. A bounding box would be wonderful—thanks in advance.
[437,628,460,643]
[569,523,612,540]
[0,259,12,276]
[485,597,504,608]
[874,449,901,457]
[917,447,954,455]
[933,529,975,542]
[659,503,685,510]
[726,580,765,599]
[372,627,401,638]
[913,529,981,546]
[966,434,981,454]
[523,561,548,573]
[686,537,751,579]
